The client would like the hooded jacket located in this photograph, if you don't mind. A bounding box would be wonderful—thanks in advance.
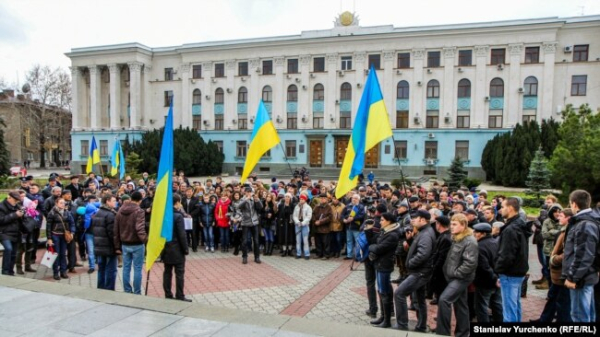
[496,214,532,277]
[542,203,563,256]
[562,208,600,287]
[443,228,478,282]
[114,202,147,247]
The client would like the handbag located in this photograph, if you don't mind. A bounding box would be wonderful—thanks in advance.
[59,216,73,243]
[41,246,58,268]
[21,216,37,233]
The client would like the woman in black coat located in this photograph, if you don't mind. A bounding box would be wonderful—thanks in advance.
[162,193,190,302]
[277,193,295,257]
[46,197,75,280]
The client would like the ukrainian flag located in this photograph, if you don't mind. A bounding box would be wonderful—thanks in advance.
[86,136,101,174]
[146,100,174,271]
[110,138,126,180]
[240,100,280,183]
[335,66,393,199]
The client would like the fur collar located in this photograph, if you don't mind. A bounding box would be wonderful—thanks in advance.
[453,227,473,242]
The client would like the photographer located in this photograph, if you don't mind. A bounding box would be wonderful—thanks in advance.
[392,200,412,284]
[0,191,24,275]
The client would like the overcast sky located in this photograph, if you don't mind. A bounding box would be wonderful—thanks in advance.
[1,0,598,87]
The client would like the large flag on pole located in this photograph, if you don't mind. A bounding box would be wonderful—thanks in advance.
[240,100,280,183]
[146,100,174,272]
[86,136,101,174]
[335,66,393,199]
[110,138,126,180]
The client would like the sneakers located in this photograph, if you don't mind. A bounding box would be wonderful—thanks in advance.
[205,246,210,252]
[210,247,215,253]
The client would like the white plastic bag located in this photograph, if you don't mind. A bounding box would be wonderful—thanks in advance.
[40,247,58,269]
[184,218,193,231]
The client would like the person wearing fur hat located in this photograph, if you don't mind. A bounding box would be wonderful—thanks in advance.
[434,213,478,336]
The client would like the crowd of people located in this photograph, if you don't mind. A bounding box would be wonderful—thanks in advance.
[1,170,599,335]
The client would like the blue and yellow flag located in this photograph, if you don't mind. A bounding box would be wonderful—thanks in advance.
[110,138,126,180]
[240,100,280,183]
[335,66,393,199]
[86,136,101,174]
[146,100,174,272]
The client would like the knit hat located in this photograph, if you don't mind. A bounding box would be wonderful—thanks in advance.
[299,194,308,201]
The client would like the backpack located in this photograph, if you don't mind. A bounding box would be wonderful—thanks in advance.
[354,231,370,262]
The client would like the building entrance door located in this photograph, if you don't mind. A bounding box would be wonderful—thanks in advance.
[335,137,379,168]
[309,140,323,167]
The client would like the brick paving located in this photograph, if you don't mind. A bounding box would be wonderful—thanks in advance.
[8,241,549,330]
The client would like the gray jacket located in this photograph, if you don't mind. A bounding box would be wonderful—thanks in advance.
[562,208,600,287]
[238,197,263,227]
[443,230,479,283]
[406,225,436,276]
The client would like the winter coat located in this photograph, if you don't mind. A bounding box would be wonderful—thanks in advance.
[369,223,401,273]
[214,198,231,228]
[431,230,452,279]
[293,202,312,227]
[311,203,333,234]
[542,204,563,256]
[46,207,75,239]
[238,197,263,227]
[92,206,118,257]
[550,226,567,286]
[444,228,478,282]
[261,200,277,231]
[277,201,295,228]
[406,225,436,277]
[341,203,365,231]
[182,196,200,221]
[83,202,100,232]
[330,203,345,232]
[0,199,22,241]
[198,201,216,227]
[562,208,600,287]
[161,209,188,265]
[228,200,243,230]
[496,215,532,277]
[474,234,499,289]
[114,202,147,247]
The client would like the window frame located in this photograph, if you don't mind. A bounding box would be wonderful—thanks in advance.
[164,90,173,107]
[573,45,589,62]
[164,68,174,81]
[236,141,247,157]
[238,62,248,76]
[394,141,408,159]
[571,75,587,96]
[238,87,248,103]
[262,60,273,75]
[490,78,504,97]
[192,65,202,79]
[215,88,224,104]
[525,47,540,64]
[286,140,297,157]
[287,114,297,129]
[427,51,441,68]
[490,48,506,65]
[457,79,471,98]
[341,56,352,71]
[262,86,273,102]
[458,50,472,66]
[192,115,202,131]
[396,111,409,129]
[397,52,410,69]
[192,89,202,105]
[81,140,89,157]
[397,81,409,99]
[287,85,298,102]
[214,63,225,77]
[287,59,299,74]
[424,141,438,159]
[313,84,325,100]
[368,54,381,69]
[313,57,325,72]
[340,82,352,100]
[455,141,469,161]
[426,80,440,98]
[524,76,538,96]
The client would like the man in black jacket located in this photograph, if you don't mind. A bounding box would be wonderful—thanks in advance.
[497,197,532,322]
[363,204,384,319]
[181,188,200,252]
[92,195,118,290]
[430,215,451,305]
[393,209,436,332]
[473,223,503,322]
[162,193,191,302]
[0,191,24,275]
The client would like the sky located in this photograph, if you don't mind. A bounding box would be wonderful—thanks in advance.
[1,0,599,87]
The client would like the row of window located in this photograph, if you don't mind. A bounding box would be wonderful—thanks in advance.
[163,44,590,80]
[80,140,110,157]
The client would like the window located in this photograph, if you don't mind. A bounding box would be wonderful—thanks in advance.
[340,82,352,100]
[340,112,351,129]
[192,65,202,78]
[313,113,324,129]
[394,141,407,159]
[457,111,470,128]
[81,140,89,156]
[192,89,202,105]
[341,56,352,70]
[427,80,440,98]
[287,85,298,102]
[262,86,273,102]
[238,87,248,103]
[573,45,589,62]
[164,90,173,106]
[522,113,536,123]
[490,78,504,97]
[458,50,472,66]
[427,51,441,67]
[215,141,223,153]
[99,140,108,156]
[426,110,439,129]
[313,57,325,72]
[287,59,298,73]
[192,115,201,131]
[287,113,297,129]
[313,84,324,100]
[286,140,297,157]
[214,63,225,77]
[397,53,410,69]
[215,115,224,130]
[425,141,438,159]
[455,141,469,161]
[236,141,247,157]
[368,54,381,69]
[457,79,471,98]
[24,128,30,147]
[571,75,587,96]
[396,111,408,129]
[238,116,247,130]
[262,60,273,75]
[215,88,224,104]
[491,48,505,65]
[524,76,538,96]
[164,68,174,81]
[397,81,409,99]
[489,110,503,128]
[525,47,540,64]
[238,62,248,76]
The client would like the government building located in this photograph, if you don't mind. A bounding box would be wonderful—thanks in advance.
[66,13,600,179]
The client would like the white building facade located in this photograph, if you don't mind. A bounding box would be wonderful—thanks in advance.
[66,14,600,179]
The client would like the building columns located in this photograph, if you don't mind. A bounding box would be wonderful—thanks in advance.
[70,67,81,130]
[88,65,101,130]
[128,62,143,129]
[108,64,121,130]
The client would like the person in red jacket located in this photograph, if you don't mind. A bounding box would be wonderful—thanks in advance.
[215,193,231,252]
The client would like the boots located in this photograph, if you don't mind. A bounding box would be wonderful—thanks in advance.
[374,293,392,328]
[532,276,545,285]
[280,246,287,257]
[370,296,385,325]
[535,279,549,290]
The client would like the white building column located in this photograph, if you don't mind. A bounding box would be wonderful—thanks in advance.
[273,57,286,128]
[411,49,425,128]
[142,64,152,130]
[325,53,338,129]
[473,46,489,128]
[180,63,191,128]
[541,42,557,121]
[442,47,456,128]
[108,64,121,130]
[507,43,523,127]
[202,62,214,130]
[382,50,395,124]
[70,66,81,130]
[88,65,101,130]
[128,62,143,129]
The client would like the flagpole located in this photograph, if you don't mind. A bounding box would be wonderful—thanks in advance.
[390,135,408,197]
[145,270,150,296]
[277,142,294,177]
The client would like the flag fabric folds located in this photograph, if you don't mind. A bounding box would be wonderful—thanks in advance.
[146,100,174,272]
[86,136,101,174]
[335,66,393,199]
[110,138,126,180]
[240,100,280,183]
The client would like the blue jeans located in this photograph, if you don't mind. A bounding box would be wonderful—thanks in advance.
[97,255,118,291]
[51,235,68,275]
[570,284,596,322]
[376,271,392,295]
[84,233,95,269]
[1,239,17,275]
[345,229,360,258]
[295,225,310,257]
[203,226,214,248]
[122,244,145,295]
[219,227,230,247]
[499,274,524,322]
[263,227,274,242]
